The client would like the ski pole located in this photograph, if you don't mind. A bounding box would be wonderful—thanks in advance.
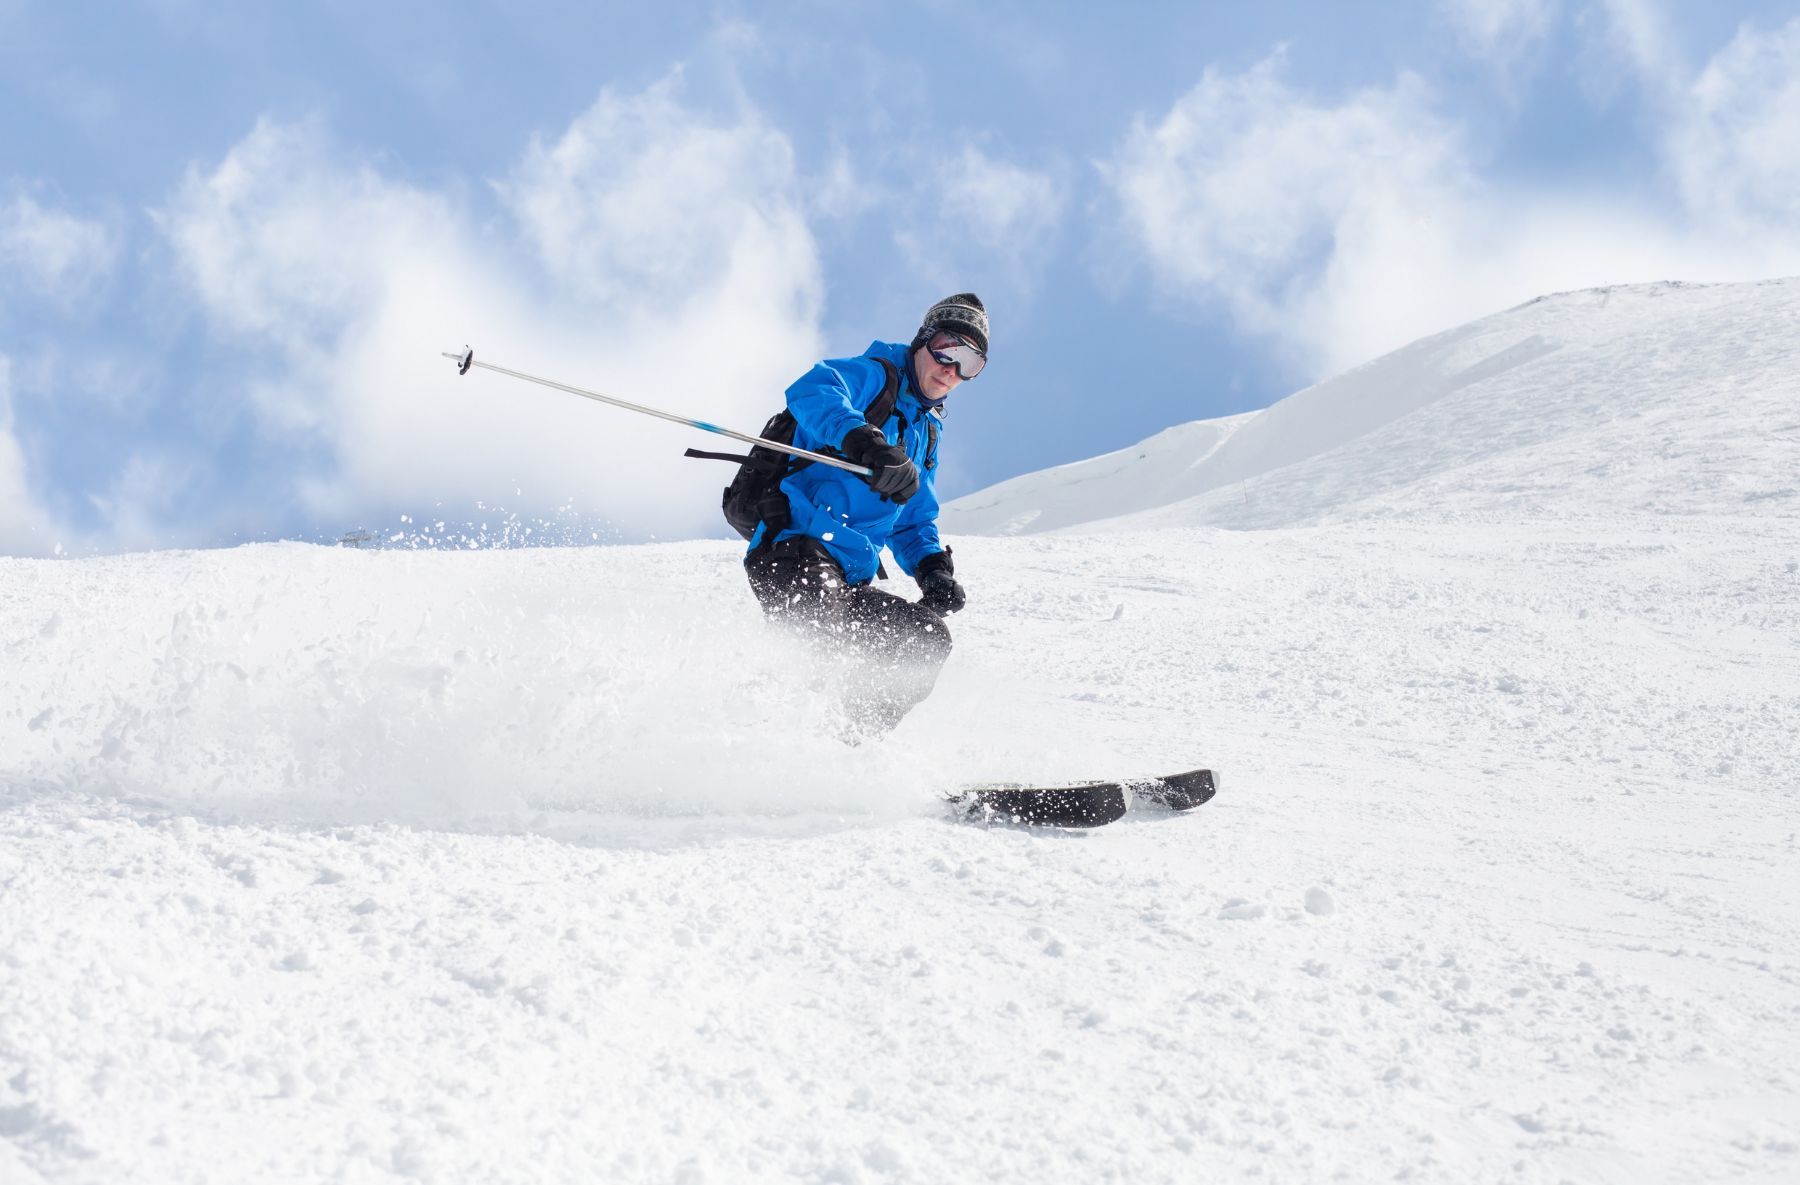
[441,347,874,477]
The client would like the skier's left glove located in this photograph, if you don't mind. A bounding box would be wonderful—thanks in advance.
[916,550,966,615]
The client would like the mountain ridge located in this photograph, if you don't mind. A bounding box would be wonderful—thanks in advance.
[945,275,1800,535]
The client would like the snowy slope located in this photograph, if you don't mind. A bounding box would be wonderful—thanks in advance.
[3,278,1799,1184]
[945,278,1800,534]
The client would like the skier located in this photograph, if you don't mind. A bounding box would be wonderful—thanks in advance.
[744,293,988,737]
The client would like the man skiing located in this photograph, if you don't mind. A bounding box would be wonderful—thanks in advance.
[744,293,988,737]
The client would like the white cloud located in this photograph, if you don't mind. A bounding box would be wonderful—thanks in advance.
[1103,47,1800,380]
[83,450,199,552]
[1103,55,1476,373]
[158,78,824,537]
[1441,0,1558,76]
[811,149,881,225]
[500,75,814,314]
[1663,18,1800,233]
[6,344,159,418]
[160,116,447,361]
[0,357,63,556]
[1589,0,1686,88]
[1561,4,1800,239]
[1582,7,1800,243]
[0,190,119,310]
[895,147,1067,295]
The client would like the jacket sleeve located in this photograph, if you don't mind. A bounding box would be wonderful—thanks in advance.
[890,435,944,576]
[784,357,884,450]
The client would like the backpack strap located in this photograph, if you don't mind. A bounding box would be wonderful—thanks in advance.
[683,447,753,464]
[689,357,901,469]
[865,357,901,434]
[691,354,908,553]
[764,356,902,477]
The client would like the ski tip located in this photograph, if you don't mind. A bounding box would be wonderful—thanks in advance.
[456,346,475,375]
[1131,768,1218,812]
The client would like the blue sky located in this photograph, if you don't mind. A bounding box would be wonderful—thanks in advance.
[3,0,1798,554]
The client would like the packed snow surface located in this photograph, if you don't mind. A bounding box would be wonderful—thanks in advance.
[3,279,1798,1183]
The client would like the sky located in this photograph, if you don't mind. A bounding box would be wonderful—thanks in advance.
[2,0,1798,555]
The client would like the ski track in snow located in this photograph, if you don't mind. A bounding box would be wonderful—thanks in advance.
[3,278,1799,1183]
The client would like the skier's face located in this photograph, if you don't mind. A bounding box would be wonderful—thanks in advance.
[913,334,968,402]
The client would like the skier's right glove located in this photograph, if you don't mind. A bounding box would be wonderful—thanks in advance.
[916,550,966,615]
[842,425,920,504]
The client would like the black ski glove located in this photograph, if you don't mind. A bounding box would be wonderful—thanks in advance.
[842,425,921,504]
[916,550,966,615]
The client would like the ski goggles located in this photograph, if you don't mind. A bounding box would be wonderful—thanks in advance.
[925,331,986,380]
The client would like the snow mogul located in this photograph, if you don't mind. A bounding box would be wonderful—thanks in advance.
[734,293,987,737]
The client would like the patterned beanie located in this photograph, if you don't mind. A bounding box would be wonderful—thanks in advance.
[917,293,988,356]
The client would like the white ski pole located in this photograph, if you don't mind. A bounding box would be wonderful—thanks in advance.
[441,347,874,477]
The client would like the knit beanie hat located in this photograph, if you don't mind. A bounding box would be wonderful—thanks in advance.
[917,293,988,356]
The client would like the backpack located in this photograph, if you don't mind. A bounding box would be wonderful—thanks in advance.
[686,357,906,542]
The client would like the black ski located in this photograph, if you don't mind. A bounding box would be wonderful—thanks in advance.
[949,768,1217,829]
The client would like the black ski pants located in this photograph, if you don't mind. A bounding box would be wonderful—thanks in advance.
[745,535,952,737]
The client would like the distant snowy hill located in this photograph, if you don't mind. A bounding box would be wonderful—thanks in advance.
[946,278,1800,533]
[4,278,1797,1184]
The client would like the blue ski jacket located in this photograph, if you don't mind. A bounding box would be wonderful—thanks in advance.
[749,340,946,585]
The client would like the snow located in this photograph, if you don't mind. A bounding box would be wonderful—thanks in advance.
[3,277,1798,1183]
[944,278,1800,534]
